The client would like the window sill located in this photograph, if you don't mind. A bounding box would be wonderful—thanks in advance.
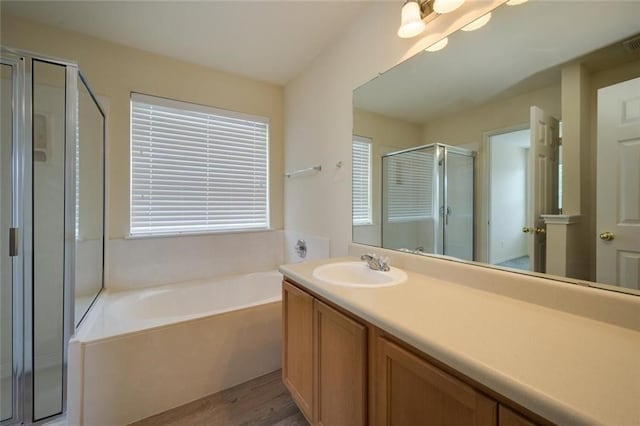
[125,227,276,240]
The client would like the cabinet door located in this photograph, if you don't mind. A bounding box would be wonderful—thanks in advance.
[282,281,314,421]
[314,300,367,426]
[374,336,497,426]
[499,405,537,426]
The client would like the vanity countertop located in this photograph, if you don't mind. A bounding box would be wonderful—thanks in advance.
[279,256,640,426]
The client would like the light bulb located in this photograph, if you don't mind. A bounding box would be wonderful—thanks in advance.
[425,37,449,52]
[461,12,492,32]
[433,0,465,14]
[397,1,426,38]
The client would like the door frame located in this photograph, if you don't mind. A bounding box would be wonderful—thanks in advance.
[481,123,529,265]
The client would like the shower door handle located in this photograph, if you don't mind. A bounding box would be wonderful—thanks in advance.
[440,206,452,225]
[9,227,18,257]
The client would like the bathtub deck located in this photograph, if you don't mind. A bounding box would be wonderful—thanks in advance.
[130,370,308,426]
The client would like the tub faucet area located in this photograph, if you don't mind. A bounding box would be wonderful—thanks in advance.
[361,253,390,271]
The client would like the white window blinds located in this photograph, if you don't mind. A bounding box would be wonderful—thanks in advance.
[385,149,433,222]
[352,136,372,225]
[130,93,269,236]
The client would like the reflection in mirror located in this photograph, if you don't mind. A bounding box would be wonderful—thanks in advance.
[75,76,105,325]
[381,144,475,260]
[352,1,640,295]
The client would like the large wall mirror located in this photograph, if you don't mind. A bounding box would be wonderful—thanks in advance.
[352,0,640,296]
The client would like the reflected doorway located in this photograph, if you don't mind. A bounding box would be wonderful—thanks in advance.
[487,128,531,271]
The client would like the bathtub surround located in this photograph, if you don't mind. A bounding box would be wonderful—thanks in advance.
[107,230,285,290]
[67,271,283,425]
[284,230,330,264]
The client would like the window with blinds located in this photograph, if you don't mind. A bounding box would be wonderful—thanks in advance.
[352,136,372,225]
[384,149,433,222]
[130,93,269,236]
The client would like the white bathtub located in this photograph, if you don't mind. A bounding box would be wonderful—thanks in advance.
[67,270,283,426]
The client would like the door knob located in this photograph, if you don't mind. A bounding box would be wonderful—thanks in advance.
[599,231,615,241]
[535,227,546,235]
[522,227,533,234]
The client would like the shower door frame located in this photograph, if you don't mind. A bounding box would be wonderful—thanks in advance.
[1,50,26,426]
[1,47,82,426]
[438,144,476,261]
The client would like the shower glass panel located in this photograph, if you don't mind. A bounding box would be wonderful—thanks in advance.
[444,150,474,261]
[382,143,475,259]
[32,59,66,421]
[75,76,104,325]
[382,145,437,253]
[1,63,14,423]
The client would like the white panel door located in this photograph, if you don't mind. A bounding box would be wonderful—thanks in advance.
[597,77,640,290]
[528,106,560,273]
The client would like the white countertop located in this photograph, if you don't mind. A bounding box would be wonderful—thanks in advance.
[279,257,640,426]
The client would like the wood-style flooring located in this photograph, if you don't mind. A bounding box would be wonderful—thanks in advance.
[130,370,308,426]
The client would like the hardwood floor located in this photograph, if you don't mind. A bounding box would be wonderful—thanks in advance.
[130,370,308,426]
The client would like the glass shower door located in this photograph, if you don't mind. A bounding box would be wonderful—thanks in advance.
[1,61,16,425]
[1,48,104,424]
[32,59,67,422]
[443,148,475,261]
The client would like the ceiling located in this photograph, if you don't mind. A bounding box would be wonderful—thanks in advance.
[2,0,371,85]
[353,1,640,124]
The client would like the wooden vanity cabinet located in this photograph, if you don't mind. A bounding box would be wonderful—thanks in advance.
[282,280,367,425]
[314,300,367,426]
[498,405,538,426]
[282,281,314,421]
[374,335,497,426]
[282,279,543,426]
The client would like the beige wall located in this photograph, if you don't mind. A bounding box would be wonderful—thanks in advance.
[421,84,561,146]
[1,13,284,239]
[284,1,504,256]
[353,107,423,245]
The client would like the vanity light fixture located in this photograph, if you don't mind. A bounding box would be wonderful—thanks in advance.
[425,37,449,52]
[397,0,465,39]
[506,0,528,5]
[461,12,492,32]
[398,0,428,38]
[433,0,465,14]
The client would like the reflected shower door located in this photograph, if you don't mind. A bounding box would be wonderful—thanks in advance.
[32,59,66,421]
[1,62,15,424]
[443,150,474,261]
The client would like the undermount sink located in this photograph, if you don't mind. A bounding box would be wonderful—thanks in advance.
[312,261,407,288]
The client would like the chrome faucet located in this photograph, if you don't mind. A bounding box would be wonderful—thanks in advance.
[361,253,390,272]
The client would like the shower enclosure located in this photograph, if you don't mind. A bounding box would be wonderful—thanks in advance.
[1,48,105,425]
[382,143,475,261]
